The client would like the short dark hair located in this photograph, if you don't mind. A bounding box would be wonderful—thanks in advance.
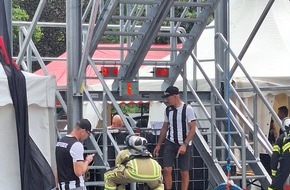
[161,86,179,98]
[278,106,288,116]
[76,119,92,132]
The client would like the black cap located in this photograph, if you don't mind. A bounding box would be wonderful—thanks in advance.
[77,119,92,132]
[162,86,179,98]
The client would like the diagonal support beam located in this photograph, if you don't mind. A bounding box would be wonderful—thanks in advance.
[112,0,175,90]
[89,0,120,55]
[16,0,47,69]
[163,0,221,87]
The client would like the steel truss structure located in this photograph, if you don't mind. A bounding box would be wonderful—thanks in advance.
[5,0,290,189]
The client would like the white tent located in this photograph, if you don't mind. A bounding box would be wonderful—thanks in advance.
[195,0,290,143]
[0,64,56,189]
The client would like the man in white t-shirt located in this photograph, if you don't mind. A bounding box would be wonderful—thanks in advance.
[56,119,95,190]
[153,86,196,190]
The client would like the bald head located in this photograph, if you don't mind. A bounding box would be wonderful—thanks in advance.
[111,115,123,128]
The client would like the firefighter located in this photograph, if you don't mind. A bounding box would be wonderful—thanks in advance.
[104,135,164,190]
[268,118,290,190]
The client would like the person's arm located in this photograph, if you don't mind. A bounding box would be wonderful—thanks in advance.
[73,154,94,176]
[70,142,94,177]
[183,120,196,145]
[153,122,169,157]
[115,149,131,166]
[177,120,196,156]
[157,122,169,146]
[177,105,196,156]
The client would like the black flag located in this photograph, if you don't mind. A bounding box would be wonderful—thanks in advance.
[0,1,55,189]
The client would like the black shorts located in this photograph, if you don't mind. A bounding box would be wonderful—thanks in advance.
[162,139,192,171]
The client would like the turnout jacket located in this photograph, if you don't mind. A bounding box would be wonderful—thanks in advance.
[116,149,162,181]
[271,133,290,176]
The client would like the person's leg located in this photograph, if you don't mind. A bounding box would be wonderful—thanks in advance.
[163,167,173,190]
[269,156,290,190]
[104,170,118,190]
[116,184,126,190]
[104,166,130,190]
[162,140,178,190]
[180,170,189,190]
[178,145,192,190]
[146,178,164,190]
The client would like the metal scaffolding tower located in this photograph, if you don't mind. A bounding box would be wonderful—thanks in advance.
[7,0,290,189]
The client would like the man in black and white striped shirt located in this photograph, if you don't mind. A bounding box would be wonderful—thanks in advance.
[153,86,196,190]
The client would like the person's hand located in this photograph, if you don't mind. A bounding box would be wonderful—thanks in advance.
[176,144,187,158]
[153,145,160,157]
[85,154,95,164]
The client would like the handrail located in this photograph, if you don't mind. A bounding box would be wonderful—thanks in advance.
[215,33,284,131]
[182,75,242,169]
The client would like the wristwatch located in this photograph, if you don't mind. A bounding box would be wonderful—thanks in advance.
[183,141,188,146]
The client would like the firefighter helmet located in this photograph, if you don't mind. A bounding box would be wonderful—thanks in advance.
[284,118,290,132]
[125,134,148,152]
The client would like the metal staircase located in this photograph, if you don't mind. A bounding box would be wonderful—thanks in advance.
[9,0,278,189]
[52,0,274,189]
[80,0,225,188]
[184,31,274,188]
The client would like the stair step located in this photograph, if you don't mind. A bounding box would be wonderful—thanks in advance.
[84,150,99,154]
[230,175,266,180]
[85,181,105,186]
[217,160,258,165]
[88,165,108,170]
[214,145,244,149]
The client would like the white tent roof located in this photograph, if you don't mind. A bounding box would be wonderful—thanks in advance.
[0,64,56,107]
[196,0,290,79]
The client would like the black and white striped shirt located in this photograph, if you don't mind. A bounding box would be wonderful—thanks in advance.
[164,103,196,145]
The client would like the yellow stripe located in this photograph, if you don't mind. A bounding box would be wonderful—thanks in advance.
[283,142,290,152]
[150,159,157,176]
[125,159,160,181]
[271,170,277,176]
[126,170,160,181]
[104,186,116,190]
[152,159,161,176]
[273,144,280,152]
[132,159,138,174]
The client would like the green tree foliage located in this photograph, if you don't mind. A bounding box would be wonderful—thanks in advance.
[112,103,149,115]
[12,3,43,55]
[16,0,66,59]
[13,0,93,71]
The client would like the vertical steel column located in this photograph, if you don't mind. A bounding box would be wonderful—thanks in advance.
[214,0,228,92]
[214,0,229,175]
[66,0,83,133]
[102,93,108,164]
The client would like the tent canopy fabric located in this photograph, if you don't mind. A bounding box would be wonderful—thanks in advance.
[0,64,57,189]
[196,0,290,79]
[0,65,56,107]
